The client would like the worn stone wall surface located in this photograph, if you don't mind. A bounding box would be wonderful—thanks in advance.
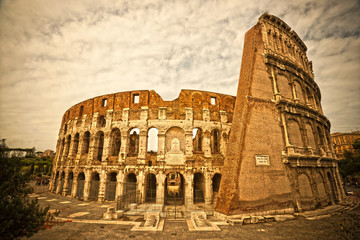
[215,13,344,215]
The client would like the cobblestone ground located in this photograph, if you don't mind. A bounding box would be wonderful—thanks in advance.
[25,183,360,240]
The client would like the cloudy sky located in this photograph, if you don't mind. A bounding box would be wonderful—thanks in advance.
[0,0,359,151]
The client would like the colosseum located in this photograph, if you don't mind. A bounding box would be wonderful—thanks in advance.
[50,13,345,217]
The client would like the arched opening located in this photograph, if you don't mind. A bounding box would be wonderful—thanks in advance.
[67,172,73,196]
[145,173,157,203]
[59,172,65,194]
[65,135,71,156]
[82,131,90,154]
[110,128,121,156]
[193,128,203,152]
[211,129,220,154]
[193,172,205,203]
[298,173,314,210]
[98,115,106,128]
[316,173,327,205]
[212,173,221,203]
[305,124,316,148]
[124,173,137,194]
[73,133,79,156]
[288,120,303,146]
[306,88,315,108]
[165,172,184,205]
[105,172,117,201]
[147,128,158,152]
[317,126,325,147]
[54,171,59,193]
[327,172,336,203]
[294,81,305,102]
[95,131,104,161]
[89,172,100,201]
[76,172,85,200]
[128,128,140,156]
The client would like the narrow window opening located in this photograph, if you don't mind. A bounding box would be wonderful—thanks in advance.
[211,97,216,105]
[133,94,139,104]
[102,98,107,107]
[79,106,83,117]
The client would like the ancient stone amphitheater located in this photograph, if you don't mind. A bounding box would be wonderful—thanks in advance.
[50,13,345,217]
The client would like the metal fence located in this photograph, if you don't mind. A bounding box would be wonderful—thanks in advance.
[67,179,73,195]
[89,180,100,200]
[116,190,142,211]
[105,181,117,201]
[77,180,85,200]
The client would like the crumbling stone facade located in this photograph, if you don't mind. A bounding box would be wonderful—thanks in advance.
[50,13,345,216]
[215,13,344,217]
[50,89,234,205]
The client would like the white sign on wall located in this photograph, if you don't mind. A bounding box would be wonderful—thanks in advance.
[255,155,270,166]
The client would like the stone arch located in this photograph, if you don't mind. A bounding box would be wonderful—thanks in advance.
[89,172,100,201]
[98,115,106,128]
[298,172,314,210]
[82,131,90,154]
[66,172,74,196]
[193,172,205,203]
[73,133,80,156]
[147,127,158,152]
[211,129,221,154]
[110,128,121,156]
[128,128,140,156]
[145,173,157,203]
[306,87,315,108]
[124,173,137,194]
[212,173,222,204]
[193,128,203,152]
[315,172,327,204]
[165,172,184,205]
[305,123,316,148]
[94,131,104,161]
[276,73,292,99]
[165,127,185,153]
[76,172,85,200]
[316,125,325,147]
[287,119,303,147]
[105,172,117,201]
[294,80,305,102]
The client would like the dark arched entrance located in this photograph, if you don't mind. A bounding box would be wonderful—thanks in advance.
[193,172,205,203]
[212,173,221,203]
[145,173,157,203]
[59,172,65,194]
[125,173,137,194]
[89,172,100,201]
[76,172,85,200]
[105,172,117,201]
[67,172,73,195]
[165,172,184,205]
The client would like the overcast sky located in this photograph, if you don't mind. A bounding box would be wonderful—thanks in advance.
[0,0,359,151]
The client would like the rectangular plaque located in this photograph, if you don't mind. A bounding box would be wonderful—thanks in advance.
[255,155,270,165]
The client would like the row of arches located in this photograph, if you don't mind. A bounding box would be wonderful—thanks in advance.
[52,170,222,204]
[286,118,331,151]
[57,126,225,162]
[297,171,338,210]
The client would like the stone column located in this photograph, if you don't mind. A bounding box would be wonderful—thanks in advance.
[138,130,147,164]
[137,171,145,203]
[87,136,96,162]
[76,133,84,160]
[119,130,128,163]
[184,172,194,206]
[185,131,193,157]
[203,131,211,158]
[62,170,69,196]
[83,169,91,201]
[71,172,78,198]
[204,172,213,205]
[98,169,106,202]
[102,132,110,162]
[156,172,165,205]
[116,171,124,201]
[157,132,166,162]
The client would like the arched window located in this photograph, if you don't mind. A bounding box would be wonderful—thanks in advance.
[73,133,79,155]
[211,129,220,154]
[305,124,316,148]
[110,128,121,156]
[147,128,158,152]
[317,126,325,147]
[98,115,106,128]
[129,128,140,155]
[82,131,90,154]
[288,120,303,147]
[306,88,315,108]
[193,128,203,152]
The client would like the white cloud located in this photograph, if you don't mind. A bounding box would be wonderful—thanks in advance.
[0,0,359,150]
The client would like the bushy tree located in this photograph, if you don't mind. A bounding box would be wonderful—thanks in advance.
[339,140,360,178]
[0,140,49,239]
